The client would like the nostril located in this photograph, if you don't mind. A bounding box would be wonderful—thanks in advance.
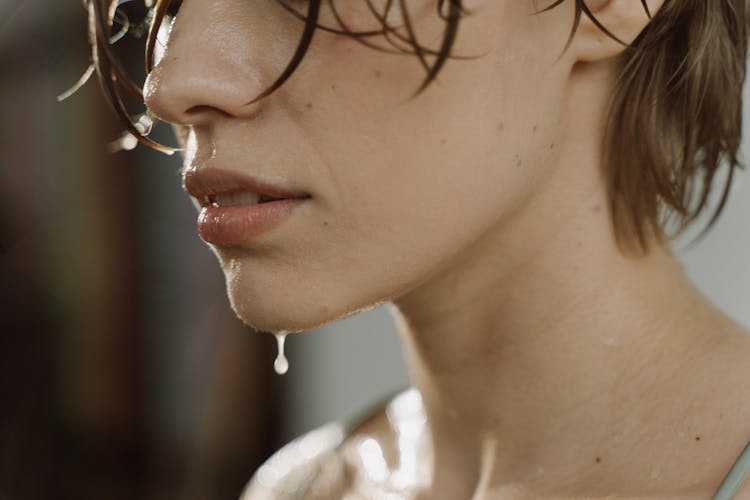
[184,105,234,119]
[184,99,264,122]
[140,33,267,124]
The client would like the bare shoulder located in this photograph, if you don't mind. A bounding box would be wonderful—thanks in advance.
[238,391,407,500]
[665,324,750,498]
[238,422,349,500]
[557,321,750,499]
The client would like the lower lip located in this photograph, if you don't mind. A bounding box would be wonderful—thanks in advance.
[197,198,308,246]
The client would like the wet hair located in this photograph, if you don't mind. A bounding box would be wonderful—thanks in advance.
[83,0,749,254]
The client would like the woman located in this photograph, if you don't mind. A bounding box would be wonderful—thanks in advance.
[85,0,750,497]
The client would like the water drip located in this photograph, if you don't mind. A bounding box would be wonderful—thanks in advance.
[274,333,289,375]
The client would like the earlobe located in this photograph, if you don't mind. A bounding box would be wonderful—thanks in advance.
[572,0,663,63]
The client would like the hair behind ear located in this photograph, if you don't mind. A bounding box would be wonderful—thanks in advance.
[603,0,748,254]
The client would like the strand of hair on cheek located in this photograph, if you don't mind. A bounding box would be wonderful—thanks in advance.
[90,0,177,153]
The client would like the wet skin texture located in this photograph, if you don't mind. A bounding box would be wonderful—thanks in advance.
[144,1,750,498]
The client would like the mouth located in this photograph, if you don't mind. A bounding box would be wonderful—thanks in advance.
[184,167,311,206]
[204,192,286,208]
[183,167,311,246]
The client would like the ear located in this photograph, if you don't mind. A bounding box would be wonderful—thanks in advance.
[572,0,665,62]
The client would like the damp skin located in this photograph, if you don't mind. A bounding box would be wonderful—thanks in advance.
[144,0,575,334]
[143,0,750,498]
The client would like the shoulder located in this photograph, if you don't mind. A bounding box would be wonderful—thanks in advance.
[238,422,349,500]
[674,328,750,499]
[239,388,419,500]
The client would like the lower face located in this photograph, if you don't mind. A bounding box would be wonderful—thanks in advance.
[179,0,573,333]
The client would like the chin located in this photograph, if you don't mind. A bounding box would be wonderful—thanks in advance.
[224,274,382,334]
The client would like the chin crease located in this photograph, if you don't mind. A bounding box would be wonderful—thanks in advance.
[228,294,385,335]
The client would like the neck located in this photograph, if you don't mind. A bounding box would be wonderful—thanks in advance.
[388,62,734,498]
[390,209,717,494]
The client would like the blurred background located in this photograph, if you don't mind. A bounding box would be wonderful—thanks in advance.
[1,2,748,500]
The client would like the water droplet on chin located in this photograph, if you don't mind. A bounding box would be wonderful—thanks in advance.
[274,333,289,375]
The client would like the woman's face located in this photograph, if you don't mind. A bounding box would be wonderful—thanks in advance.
[144,0,575,333]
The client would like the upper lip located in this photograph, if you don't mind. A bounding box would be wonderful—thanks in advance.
[183,167,310,207]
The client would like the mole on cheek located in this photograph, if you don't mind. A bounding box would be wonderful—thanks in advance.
[497,121,504,133]
[374,69,381,78]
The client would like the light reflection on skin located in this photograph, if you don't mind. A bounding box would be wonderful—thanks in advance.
[244,422,344,498]
[142,0,750,497]
[348,389,430,496]
[386,389,429,491]
[358,437,389,483]
[241,391,430,498]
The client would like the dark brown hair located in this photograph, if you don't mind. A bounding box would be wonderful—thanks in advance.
[84,0,749,254]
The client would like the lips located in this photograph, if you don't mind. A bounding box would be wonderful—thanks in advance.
[183,167,311,246]
[183,167,310,206]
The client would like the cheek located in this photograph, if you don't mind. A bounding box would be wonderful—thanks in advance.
[304,107,553,308]
[314,0,435,32]
[217,2,568,331]
[314,58,559,239]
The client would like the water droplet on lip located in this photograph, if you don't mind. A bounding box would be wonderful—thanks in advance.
[274,333,289,375]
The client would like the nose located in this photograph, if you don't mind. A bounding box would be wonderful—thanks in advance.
[143,1,269,126]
